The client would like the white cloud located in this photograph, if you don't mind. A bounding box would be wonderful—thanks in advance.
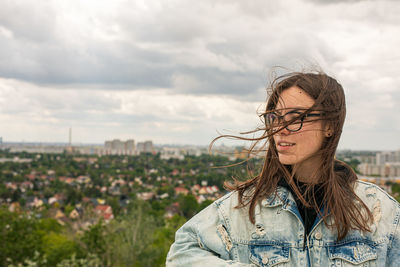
[0,0,399,149]
[0,78,262,144]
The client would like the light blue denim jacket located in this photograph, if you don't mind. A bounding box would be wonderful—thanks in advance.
[167,181,400,266]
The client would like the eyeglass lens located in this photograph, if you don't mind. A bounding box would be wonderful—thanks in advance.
[264,112,303,132]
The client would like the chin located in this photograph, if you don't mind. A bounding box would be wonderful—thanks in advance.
[278,154,299,165]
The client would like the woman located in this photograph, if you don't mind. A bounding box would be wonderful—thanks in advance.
[166,72,400,266]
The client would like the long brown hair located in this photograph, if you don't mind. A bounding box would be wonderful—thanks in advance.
[212,71,373,240]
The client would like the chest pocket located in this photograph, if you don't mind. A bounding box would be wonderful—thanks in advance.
[328,241,377,267]
[249,244,290,267]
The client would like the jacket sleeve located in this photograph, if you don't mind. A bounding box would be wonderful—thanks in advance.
[387,213,400,266]
[166,201,252,267]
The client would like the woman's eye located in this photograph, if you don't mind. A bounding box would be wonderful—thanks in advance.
[264,113,278,126]
[284,113,301,122]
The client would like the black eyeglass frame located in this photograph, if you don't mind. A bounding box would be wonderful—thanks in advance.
[261,110,322,132]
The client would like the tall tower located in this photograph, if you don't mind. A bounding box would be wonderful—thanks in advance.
[69,128,72,146]
[65,128,73,154]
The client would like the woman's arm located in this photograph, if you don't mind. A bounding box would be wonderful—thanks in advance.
[166,201,252,267]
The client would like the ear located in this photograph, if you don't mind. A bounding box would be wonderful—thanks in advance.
[324,122,333,137]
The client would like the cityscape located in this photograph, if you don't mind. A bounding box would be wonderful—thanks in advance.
[1,134,400,266]
[0,135,258,266]
[2,136,400,177]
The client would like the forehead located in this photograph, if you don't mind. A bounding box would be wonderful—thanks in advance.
[275,86,315,110]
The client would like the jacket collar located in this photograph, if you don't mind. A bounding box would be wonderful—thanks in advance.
[261,186,292,207]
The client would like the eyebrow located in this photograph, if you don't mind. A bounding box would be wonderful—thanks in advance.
[274,107,309,115]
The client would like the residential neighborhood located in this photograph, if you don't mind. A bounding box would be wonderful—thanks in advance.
[2,147,400,266]
[0,148,243,266]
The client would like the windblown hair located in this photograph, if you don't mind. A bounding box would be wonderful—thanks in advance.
[212,71,373,240]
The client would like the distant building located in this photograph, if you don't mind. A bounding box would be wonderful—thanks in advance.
[354,155,376,164]
[165,202,180,219]
[104,139,135,155]
[137,192,155,200]
[175,187,189,195]
[125,139,135,154]
[8,145,64,154]
[386,163,400,177]
[95,205,114,222]
[358,163,383,176]
[105,141,112,151]
[160,147,184,160]
[112,139,124,153]
[136,140,153,154]
[74,146,103,155]
[358,162,400,177]
[69,209,81,219]
[136,142,144,153]
[376,150,400,165]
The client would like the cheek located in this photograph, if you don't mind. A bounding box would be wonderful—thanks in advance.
[296,130,324,152]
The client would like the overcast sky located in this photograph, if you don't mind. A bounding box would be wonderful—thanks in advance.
[0,0,399,150]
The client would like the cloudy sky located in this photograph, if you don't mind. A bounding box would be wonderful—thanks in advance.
[0,0,399,150]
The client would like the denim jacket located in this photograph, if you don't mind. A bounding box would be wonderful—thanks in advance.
[167,181,400,266]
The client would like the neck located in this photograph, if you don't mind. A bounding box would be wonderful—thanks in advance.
[293,157,322,184]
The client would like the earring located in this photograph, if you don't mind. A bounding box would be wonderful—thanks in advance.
[326,132,332,137]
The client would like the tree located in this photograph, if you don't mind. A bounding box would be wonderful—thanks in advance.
[107,196,121,217]
[0,208,43,266]
[198,199,213,212]
[178,194,198,219]
[81,222,107,257]
[101,200,158,266]
[149,215,186,266]
[42,232,81,266]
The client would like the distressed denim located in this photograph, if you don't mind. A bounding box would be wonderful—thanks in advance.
[167,181,400,266]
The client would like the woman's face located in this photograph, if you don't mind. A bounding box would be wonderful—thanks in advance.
[272,86,330,169]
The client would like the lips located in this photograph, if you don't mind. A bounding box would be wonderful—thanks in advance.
[276,141,296,151]
[278,142,295,147]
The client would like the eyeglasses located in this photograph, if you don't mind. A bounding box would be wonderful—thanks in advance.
[261,110,322,132]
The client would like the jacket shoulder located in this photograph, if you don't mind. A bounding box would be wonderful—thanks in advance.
[355,180,400,205]
[214,190,240,208]
[214,190,252,217]
[182,191,241,230]
[354,180,400,224]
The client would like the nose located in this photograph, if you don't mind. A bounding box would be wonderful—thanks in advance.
[276,126,291,136]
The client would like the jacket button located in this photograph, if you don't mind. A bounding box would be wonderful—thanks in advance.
[262,256,269,264]
[314,232,322,240]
